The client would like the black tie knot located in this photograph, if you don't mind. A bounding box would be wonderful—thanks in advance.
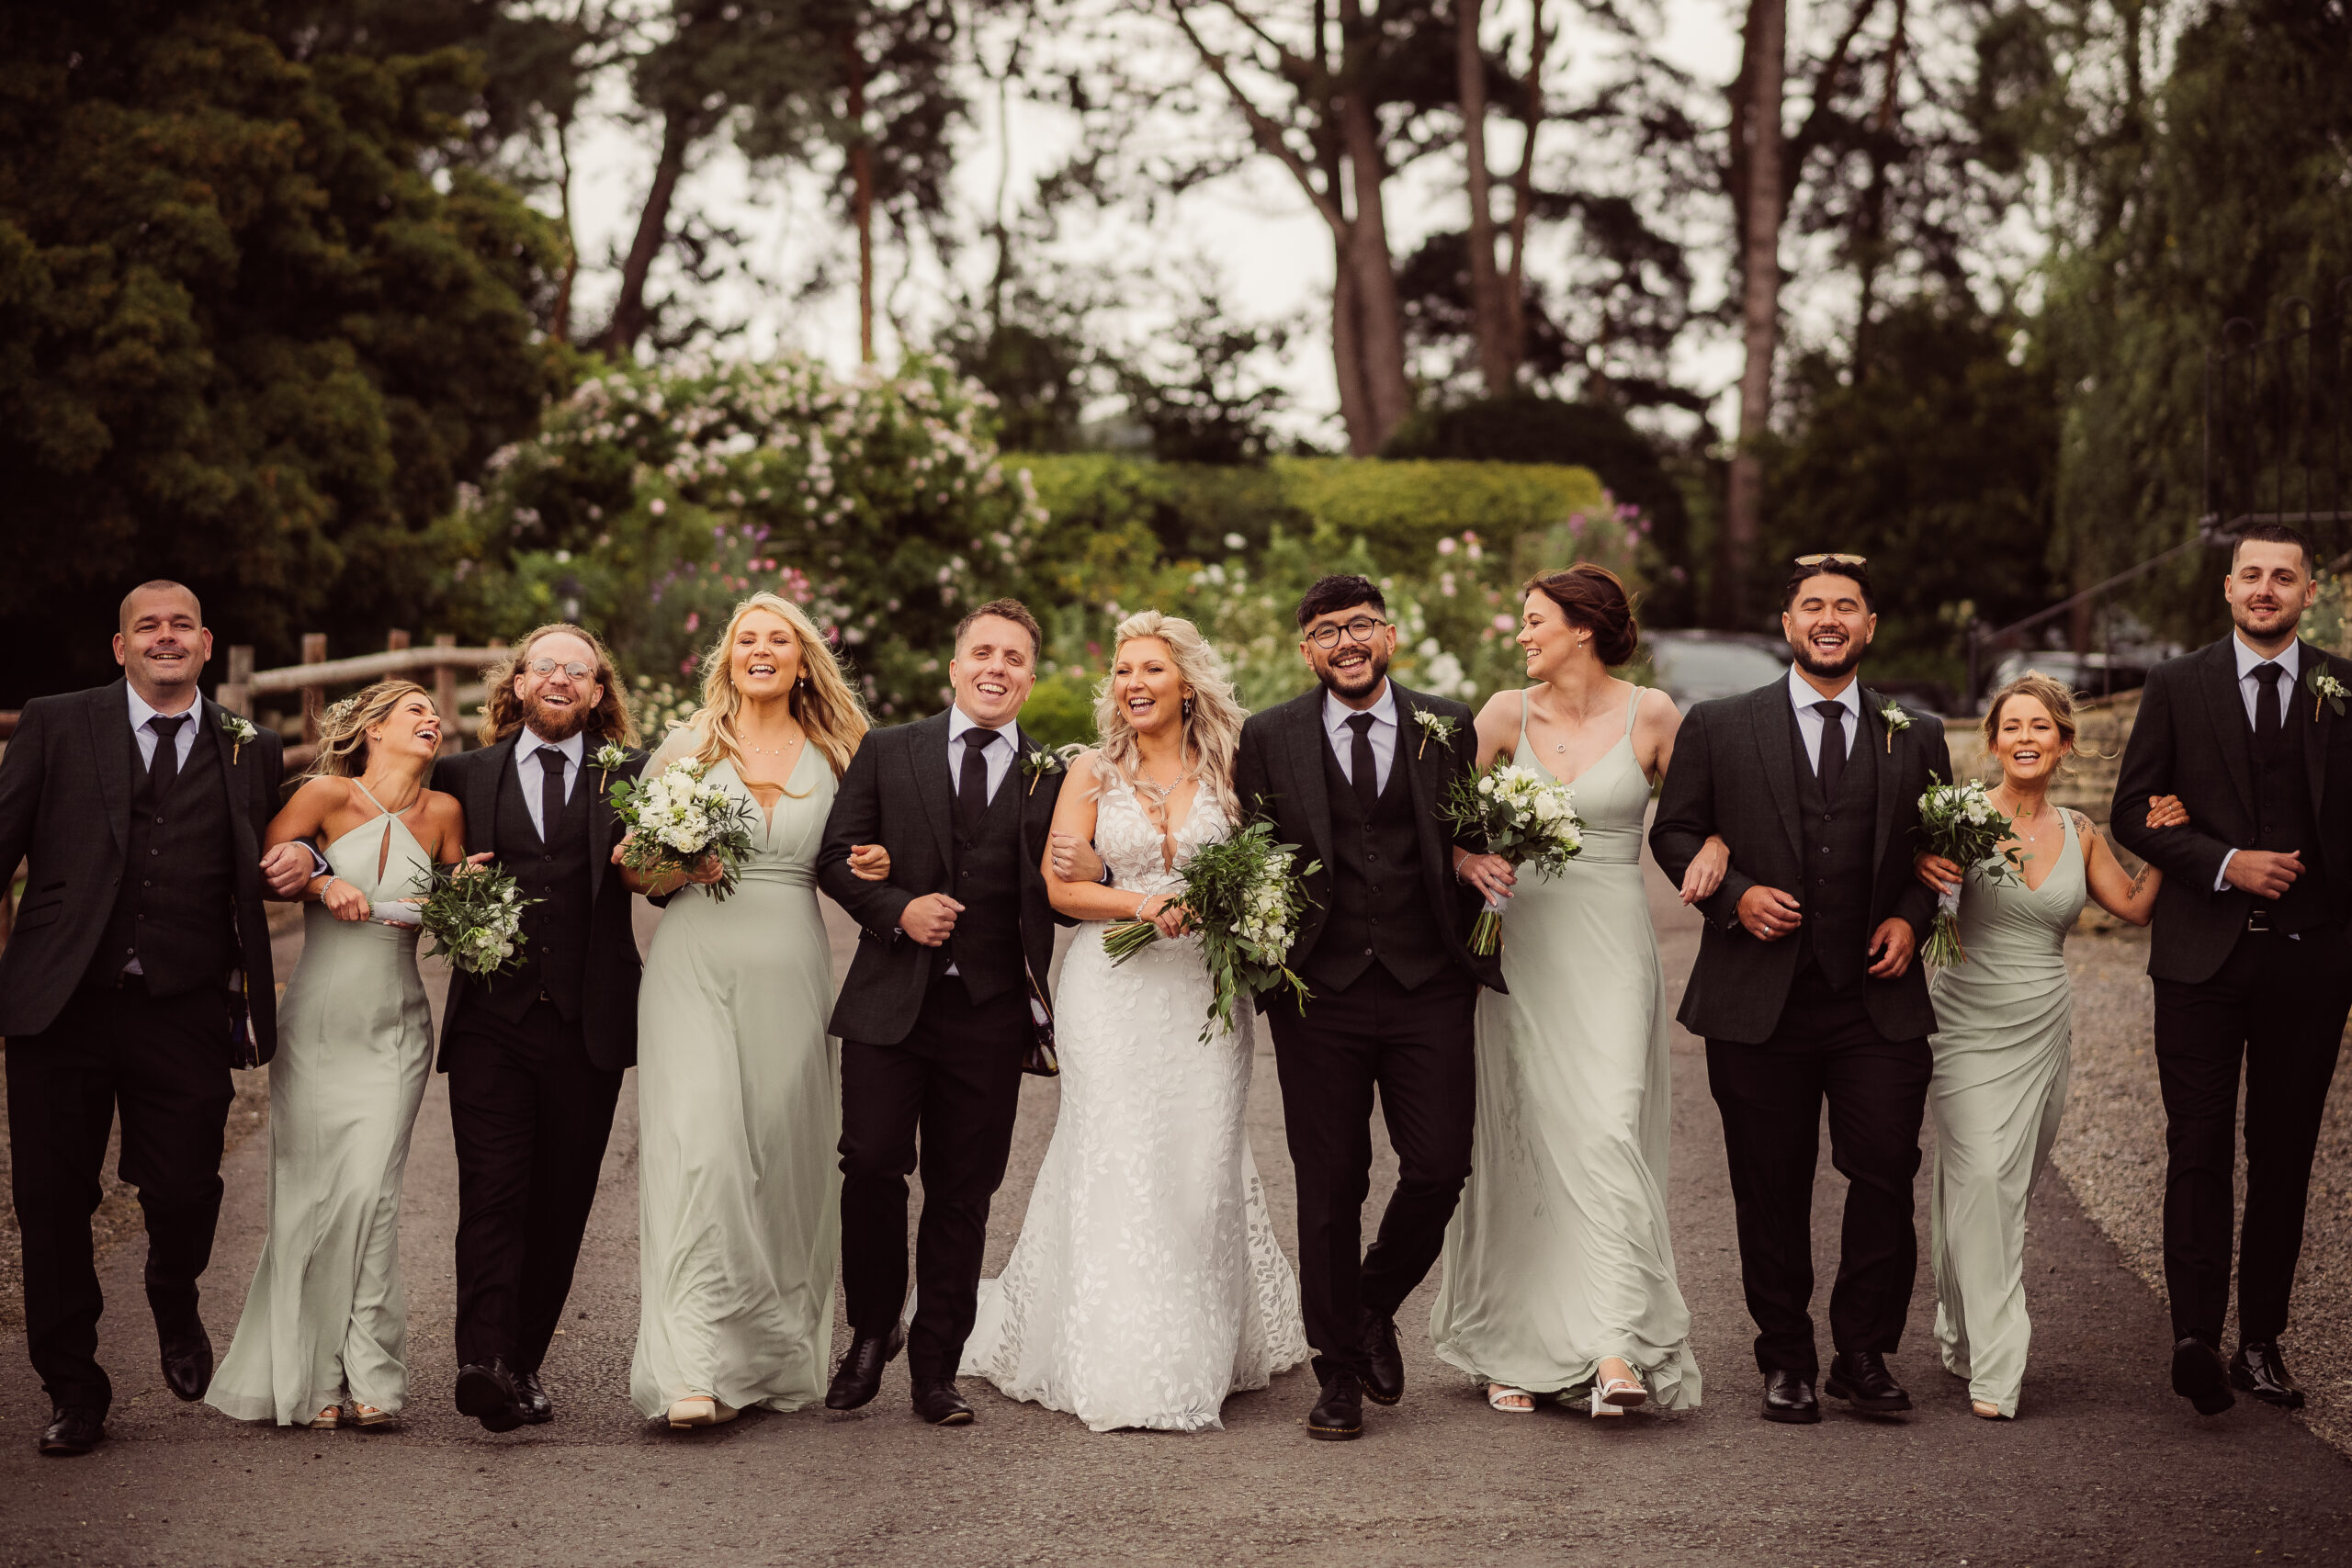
[2252,662,2286,690]
[1812,700,1846,725]
[147,714,187,739]
[963,728,999,754]
[1346,713,1375,738]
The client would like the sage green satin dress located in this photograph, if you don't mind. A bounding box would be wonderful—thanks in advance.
[628,742,841,1418]
[209,788,435,1424]
[1926,809,2086,1417]
[1430,687,1699,1407]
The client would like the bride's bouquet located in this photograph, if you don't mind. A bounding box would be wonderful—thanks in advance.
[1915,775,2026,966]
[410,863,537,979]
[1101,819,1320,1043]
[1438,761,1585,954]
[607,759,761,901]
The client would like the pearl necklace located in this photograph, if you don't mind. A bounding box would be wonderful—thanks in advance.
[741,729,804,758]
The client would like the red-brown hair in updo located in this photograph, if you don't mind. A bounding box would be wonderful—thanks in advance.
[1523,564,1640,667]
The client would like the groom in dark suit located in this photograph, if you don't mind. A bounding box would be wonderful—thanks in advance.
[1233,574,1510,1442]
[818,598,1068,1427]
[1651,556,1950,1425]
[0,581,311,1455]
[2109,523,2352,1416]
[430,623,645,1432]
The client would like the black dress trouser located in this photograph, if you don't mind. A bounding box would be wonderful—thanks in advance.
[2153,922,2351,1349]
[1268,964,1479,1385]
[1706,960,1931,1382]
[5,986,234,1414]
[838,975,1029,1386]
[447,998,623,1374]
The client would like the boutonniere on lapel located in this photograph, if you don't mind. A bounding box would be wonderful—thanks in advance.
[1412,709,1459,760]
[1878,699,1912,752]
[218,711,260,764]
[1021,744,1081,795]
[2309,668,2347,721]
[593,742,628,791]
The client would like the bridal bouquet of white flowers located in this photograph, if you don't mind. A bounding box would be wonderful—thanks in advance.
[1916,775,2026,966]
[411,862,537,979]
[608,759,760,901]
[1101,819,1319,1043]
[1439,761,1585,954]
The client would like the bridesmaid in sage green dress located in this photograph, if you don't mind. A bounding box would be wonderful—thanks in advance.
[619,592,875,1429]
[1915,671,2181,1419]
[209,682,466,1428]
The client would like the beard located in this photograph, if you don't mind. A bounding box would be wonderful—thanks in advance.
[520,690,594,742]
[2231,598,2301,642]
[1317,644,1391,700]
[1791,635,1865,681]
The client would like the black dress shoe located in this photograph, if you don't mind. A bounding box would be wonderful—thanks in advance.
[911,1381,974,1426]
[39,1407,105,1457]
[454,1359,526,1433]
[158,1314,213,1404]
[1825,1350,1911,1415]
[1360,1312,1404,1406]
[512,1367,554,1424]
[2173,1337,2235,1416]
[1307,1371,1363,1441]
[2230,1341,2304,1409]
[825,1323,907,1411]
[1761,1368,1820,1424]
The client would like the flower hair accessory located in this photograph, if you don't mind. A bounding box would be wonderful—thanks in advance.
[1879,698,1912,752]
[218,711,260,764]
[1413,709,1459,760]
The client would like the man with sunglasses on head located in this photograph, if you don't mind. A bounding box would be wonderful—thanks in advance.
[1232,575,1513,1441]
[429,624,646,1432]
[1651,555,1951,1426]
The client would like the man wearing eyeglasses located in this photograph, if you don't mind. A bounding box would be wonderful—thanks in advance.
[428,623,647,1432]
[1233,574,1514,1441]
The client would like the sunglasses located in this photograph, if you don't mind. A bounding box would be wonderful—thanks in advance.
[1792,553,1868,568]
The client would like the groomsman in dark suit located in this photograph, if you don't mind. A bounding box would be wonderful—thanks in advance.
[0,582,312,1455]
[817,599,1068,1427]
[430,624,644,1432]
[2109,523,2352,1416]
[1232,574,1511,1441]
[1651,556,1951,1425]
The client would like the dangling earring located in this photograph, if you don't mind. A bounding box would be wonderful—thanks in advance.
[1182,694,1195,721]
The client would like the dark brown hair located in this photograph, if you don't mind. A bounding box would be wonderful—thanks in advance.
[1295,574,1386,629]
[955,597,1043,660]
[478,622,639,749]
[1524,564,1639,666]
[2232,522,2315,575]
[1783,557,1876,612]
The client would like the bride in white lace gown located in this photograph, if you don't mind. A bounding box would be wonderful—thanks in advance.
[961,612,1308,1431]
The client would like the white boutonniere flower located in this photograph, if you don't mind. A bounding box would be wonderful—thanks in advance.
[1022,744,1082,795]
[1413,709,1459,760]
[218,711,259,764]
[1879,699,1912,752]
[594,742,628,789]
[2309,668,2347,721]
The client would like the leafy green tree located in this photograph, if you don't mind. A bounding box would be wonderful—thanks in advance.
[0,0,570,703]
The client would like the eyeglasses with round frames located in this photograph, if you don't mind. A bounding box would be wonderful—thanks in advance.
[525,658,596,681]
[1304,616,1390,649]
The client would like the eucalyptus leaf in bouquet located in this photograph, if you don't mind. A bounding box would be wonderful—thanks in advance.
[1101,819,1320,1043]
[1915,775,2027,966]
[1438,761,1584,954]
[608,759,761,901]
[411,862,537,980]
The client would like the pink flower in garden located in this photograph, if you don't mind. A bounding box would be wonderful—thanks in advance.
[681,655,698,674]
[1437,537,1457,556]
[684,612,700,633]
[1568,513,1587,534]
[650,499,666,515]
[1492,614,1515,633]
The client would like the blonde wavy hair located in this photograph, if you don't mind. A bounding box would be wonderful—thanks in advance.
[1981,671,2084,777]
[479,622,639,749]
[680,592,871,781]
[1091,611,1245,817]
[307,680,433,779]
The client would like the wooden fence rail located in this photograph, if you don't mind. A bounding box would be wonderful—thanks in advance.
[218,633,506,755]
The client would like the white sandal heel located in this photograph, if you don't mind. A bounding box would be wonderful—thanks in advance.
[665,1395,740,1429]
[1597,1369,1648,1410]
[1587,1385,1625,1417]
[1486,1383,1535,1413]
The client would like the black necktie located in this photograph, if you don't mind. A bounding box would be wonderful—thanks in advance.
[537,746,568,841]
[957,729,997,836]
[2252,662,2285,760]
[1813,701,1848,799]
[1346,713,1379,814]
[146,714,187,800]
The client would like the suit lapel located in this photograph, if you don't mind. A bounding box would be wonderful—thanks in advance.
[1861,686,1901,874]
[1391,685,1447,885]
[1283,691,1335,873]
[2301,640,2334,823]
[473,737,515,858]
[913,712,958,873]
[585,741,617,903]
[1750,686,1804,863]
[195,699,258,868]
[88,682,132,854]
[2197,638,2258,822]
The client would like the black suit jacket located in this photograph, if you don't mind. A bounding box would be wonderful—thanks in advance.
[1230,682,1505,1000]
[430,738,645,1073]
[0,682,283,1063]
[1649,678,1948,1045]
[817,712,1066,1046]
[2109,636,2352,985]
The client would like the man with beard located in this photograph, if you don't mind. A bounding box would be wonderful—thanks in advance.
[1232,575,1513,1440]
[2109,524,2352,1416]
[1650,556,1950,1425]
[431,625,644,1431]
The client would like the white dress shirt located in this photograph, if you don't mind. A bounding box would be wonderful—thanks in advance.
[514,728,585,840]
[1323,682,1399,795]
[1786,664,1862,773]
[126,685,201,773]
[945,705,1017,804]
[2213,636,2306,895]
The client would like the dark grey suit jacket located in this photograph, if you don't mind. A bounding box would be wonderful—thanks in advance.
[2109,636,2352,985]
[1230,681,1505,1000]
[0,681,283,1063]
[430,737,645,1073]
[816,712,1066,1046]
[1649,677,1948,1045]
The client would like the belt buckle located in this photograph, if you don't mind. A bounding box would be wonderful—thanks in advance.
[2248,907,2273,934]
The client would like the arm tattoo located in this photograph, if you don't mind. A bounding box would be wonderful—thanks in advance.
[2127,863,2154,898]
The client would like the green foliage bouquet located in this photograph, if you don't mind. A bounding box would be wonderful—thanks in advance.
[608,760,762,901]
[412,863,537,981]
[1100,820,1320,1043]
[1439,761,1586,954]
[1915,776,2025,966]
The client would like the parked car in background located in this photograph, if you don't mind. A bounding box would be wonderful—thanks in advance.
[1645,630,1793,711]
[1985,649,2159,704]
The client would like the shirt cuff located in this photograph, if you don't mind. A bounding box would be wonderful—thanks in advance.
[2214,848,2236,893]
[303,841,331,881]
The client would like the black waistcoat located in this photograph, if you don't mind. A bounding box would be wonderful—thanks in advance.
[945,767,1025,1003]
[2255,695,2330,934]
[475,760,594,1020]
[1793,705,1880,993]
[89,724,238,996]
[1306,735,1445,993]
